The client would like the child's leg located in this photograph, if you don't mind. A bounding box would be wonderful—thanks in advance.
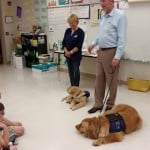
[0,123,9,148]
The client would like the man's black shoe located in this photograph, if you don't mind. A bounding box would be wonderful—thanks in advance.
[88,107,102,114]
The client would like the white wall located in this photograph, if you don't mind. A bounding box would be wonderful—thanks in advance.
[123,2,150,61]
[119,60,150,81]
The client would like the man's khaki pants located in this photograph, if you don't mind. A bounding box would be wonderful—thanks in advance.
[94,48,119,108]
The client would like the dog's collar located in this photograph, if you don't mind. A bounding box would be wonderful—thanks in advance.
[105,113,126,133]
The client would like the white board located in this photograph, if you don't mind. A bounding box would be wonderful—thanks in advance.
[47,5,89,48]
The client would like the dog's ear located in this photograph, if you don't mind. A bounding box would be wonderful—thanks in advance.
[67,86,81,95]
[82,120,89,129]
[81,117,99,139]
[98,115,109,137]
[67,86,71,91]
[67,86,73,93]
[73,88,82,96]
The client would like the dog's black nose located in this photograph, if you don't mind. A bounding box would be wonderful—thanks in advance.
[75,124,80,130]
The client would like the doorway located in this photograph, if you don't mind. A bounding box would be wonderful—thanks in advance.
[0,0,3,64]
[0,39,2,64]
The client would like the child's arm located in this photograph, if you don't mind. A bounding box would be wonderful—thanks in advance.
[2,117,22,127]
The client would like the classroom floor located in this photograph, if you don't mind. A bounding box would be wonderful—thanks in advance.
[0,65,150,150]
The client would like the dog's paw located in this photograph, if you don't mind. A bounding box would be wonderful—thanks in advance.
[66,101,71,104]
[92,140,102,146]
[71,107,76,111]
[71,106,78,111]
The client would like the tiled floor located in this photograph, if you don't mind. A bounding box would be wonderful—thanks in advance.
[0,65,150,150]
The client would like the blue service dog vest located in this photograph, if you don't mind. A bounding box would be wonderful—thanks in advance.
[105,113,126,133]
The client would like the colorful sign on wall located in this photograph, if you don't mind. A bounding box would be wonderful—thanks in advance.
[58,0,69,6]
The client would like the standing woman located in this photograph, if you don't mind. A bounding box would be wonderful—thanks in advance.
[62,14,85,87]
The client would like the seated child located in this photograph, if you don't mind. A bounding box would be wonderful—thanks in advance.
[0,102,24,149]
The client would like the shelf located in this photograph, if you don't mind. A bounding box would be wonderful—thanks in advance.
[128,0,150,2]
[47,3,96,9]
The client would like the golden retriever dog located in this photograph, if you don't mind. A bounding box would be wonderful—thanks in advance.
[76,104,142,146]
[62,86,90,111]
[62,86,82,103]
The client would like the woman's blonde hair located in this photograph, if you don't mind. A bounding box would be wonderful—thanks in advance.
[67,14,79,24]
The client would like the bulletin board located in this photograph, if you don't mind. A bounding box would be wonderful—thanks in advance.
[70,5,90,19]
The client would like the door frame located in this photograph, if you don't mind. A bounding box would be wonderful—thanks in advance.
[0,0,7,64]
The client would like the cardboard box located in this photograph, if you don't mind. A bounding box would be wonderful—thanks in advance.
[14,55,25,69]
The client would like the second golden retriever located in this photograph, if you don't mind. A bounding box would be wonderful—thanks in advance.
[62,86,90,111]
[76,104,142,146]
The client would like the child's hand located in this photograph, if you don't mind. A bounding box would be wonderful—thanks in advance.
[13,122,22,126]
[0,122,7,129]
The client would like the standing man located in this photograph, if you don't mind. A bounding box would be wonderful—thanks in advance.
[88,0,127,113]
